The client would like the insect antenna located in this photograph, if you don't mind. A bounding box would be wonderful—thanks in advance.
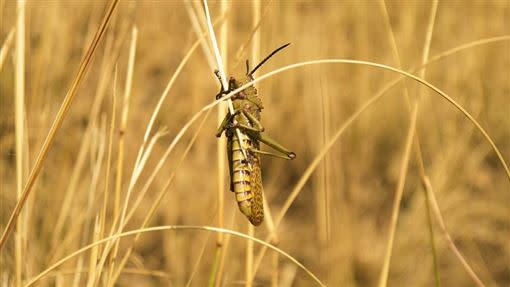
[248,42,291,77]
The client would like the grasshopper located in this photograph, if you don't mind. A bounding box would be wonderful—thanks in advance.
[215,43,295,226]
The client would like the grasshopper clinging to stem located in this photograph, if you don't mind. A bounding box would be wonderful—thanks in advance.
[215,43,295,226]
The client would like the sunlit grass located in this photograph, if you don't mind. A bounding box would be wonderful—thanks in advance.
[0,1,508,286]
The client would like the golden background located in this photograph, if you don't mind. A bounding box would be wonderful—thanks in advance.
[0,1,509,286]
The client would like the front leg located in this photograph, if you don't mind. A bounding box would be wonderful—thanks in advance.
[215,70,228,100]
[216,112,233,137]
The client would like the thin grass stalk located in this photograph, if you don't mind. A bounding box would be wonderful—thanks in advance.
[48,267,171,280]
[104,31,214,240]
[114,25,138,242]
[24,226,325,287]
[246,1,261,286]
[233,0,273,67]
[208,248,222,287]
[378,1,441,285]
[85,216,101,287]
[262,196,280,287]
[216,0,229,249]
[99,70,118,251]
[280,264,297,287]
[185,230,213,287]
[191,0,219,69]
[215,212,237,287]
[127,14,226,209]
[200,1,233,286]
[108,111,211,285]
[0,27,15,71]
[184,0,216,72]
[246,224,254,286]
[70,122,105,287]
[214,230,232,287]
[84,122,107,287]
[247,46,510,276]
[271,251,280,287]
[26,33,498,286]
[53,63,117,272]
[92,2,220,285]
[250,74,394,279]
[90,49,509,282]
[90,26,217,274]
[52,22,129,244]
[379,1,441,284]
[55,273,64,287]
[72,120,106,287]
[0,0,120,250]
[415,1,441,286]
[317,73,331,269]
[71,246,85,286]
[134,9,225,174]
[92,131,167,287]
[14,1,26,286]
[82,30,508,287]
[424,178,486,287]
[110,12,227,252]
[463,242,499,286]
[53,213,88,268]
[71,258,84,287]
[377,103,418,287]
[202,0,250,162]
[107,25,137,284]
[229,59,510,180]
[213,0,230,279]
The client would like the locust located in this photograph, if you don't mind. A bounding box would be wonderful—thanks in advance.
[215,43,295,226]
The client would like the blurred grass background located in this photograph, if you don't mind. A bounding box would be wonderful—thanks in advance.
[0,0,509,286]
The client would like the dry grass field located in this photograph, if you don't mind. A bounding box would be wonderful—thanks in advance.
[0,1,509,286]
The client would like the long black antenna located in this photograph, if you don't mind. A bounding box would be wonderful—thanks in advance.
[248,43,290,77]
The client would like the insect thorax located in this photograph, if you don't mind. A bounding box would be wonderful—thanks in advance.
[229,76,264,111]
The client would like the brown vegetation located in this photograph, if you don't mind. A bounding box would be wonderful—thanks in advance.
[0,1,508,286]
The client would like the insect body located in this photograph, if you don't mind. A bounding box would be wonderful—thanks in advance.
[215,43,295,226]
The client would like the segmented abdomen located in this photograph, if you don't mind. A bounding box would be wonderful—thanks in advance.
[231,133,264,226]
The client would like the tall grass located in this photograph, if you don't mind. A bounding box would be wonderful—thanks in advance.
[0,1,509,286]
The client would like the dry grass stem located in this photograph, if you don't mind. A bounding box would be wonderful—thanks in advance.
[14,1,26,286]
[249,40,510,276]
[233,0,273,66]
[224,59,510,179]
[0,27,15,71]
[201,1,230,286]
[424,178,487,287]
[108,26,138,280]
[97,69,118,277]
[0,0,120,250]
[108,111,212,285]
[24,226,325,287]
[378,0,441,285]
[184,0,216,72]
[2,4,507,286]
[51,22,130,244]
[377,102,418,287]
[202,0,249,164]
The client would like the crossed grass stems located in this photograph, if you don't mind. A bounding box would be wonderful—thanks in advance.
[1,1,509,286]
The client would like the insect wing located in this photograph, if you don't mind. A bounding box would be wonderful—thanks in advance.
[248,153,264,226]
